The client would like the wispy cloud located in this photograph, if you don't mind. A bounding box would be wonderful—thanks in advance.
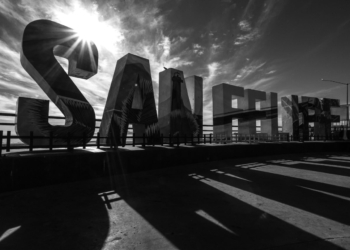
[0,0,288,127]
[0,0,28,25]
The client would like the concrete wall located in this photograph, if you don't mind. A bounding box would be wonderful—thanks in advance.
[1,141,350,193]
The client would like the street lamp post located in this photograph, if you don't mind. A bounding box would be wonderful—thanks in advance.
[321,79,349,140]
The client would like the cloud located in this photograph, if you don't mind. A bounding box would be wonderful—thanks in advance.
[0,0,288,129]
[193,43,204,55]
[201,62,221,125]
[233,61,266,81]
[234,0,286,46]
[0,0,168,119]
[299,85,343,99]
[238,20,252,32]
[0,0,29,25]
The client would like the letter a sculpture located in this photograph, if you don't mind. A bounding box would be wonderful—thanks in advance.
[99,53,159,146]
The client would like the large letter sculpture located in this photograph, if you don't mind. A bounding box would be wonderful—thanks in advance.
[281,95,299,139]
[281,95,340,139]
[99,53,159,146]
[158,69,201,141]
[213,83,278,136]
[17,19,98,146]
[185,75,203,136]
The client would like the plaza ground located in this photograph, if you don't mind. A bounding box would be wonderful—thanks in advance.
[0,152,350,249]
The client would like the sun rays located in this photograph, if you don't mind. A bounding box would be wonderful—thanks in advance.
[53,2,124,52]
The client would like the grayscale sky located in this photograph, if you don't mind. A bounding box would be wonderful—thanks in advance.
[0,0,350,125]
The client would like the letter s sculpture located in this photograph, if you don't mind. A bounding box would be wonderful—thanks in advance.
[17,19,98,146]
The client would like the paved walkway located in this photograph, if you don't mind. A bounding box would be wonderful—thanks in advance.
[1,152,350,250]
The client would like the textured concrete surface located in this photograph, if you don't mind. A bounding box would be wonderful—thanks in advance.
[1,152,350,249]
[3,141,350,193]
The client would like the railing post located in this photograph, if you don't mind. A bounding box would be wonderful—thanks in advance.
[67,132,71,151]
[132,133,135,147]
[122,135,126,147]
[82,132,86,149]
[161,134,163,146]
[6,131,11,152]
[116,134,120,149]
[177,134,180,147]
[109,133,113,149]
[97,132,100,149]
[169,133,172,147]
[29,131,33,152]
[198,133,200,144]
[191,133,194,145]
[209,133,212,144]
[184,134,187,145]
[0,131,2,156]
[50,132,53,151]
[204,134,206,144]
[0,130,4,156]
[142,133,146,148]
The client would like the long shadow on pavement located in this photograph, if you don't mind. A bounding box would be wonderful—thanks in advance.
[109,165,346,249]
[0,180,111,250]
[272,159,350,177]
[204,162,350,227]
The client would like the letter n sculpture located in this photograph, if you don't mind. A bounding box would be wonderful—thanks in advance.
[158,68,201,142]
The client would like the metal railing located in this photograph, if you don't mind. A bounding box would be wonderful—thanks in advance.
[0,112,344,156]
[0,112,216,133]
[0,130,344,156]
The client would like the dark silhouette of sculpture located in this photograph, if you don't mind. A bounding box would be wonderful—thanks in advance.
[171,73,183,110]
[212,84,277,136]
[281,95,299,138]
[99,53,159,146]
[17,19,98,146]
[282,95,340,139]
[158,69,200,140]
[185,75,203,136]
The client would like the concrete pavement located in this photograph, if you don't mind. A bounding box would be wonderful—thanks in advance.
[0,152,350,249]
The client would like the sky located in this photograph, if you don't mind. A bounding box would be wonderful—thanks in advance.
[1,0,350,128]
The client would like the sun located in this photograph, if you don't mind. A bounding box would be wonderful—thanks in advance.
[54,3,124,51]
[69,9,102,43]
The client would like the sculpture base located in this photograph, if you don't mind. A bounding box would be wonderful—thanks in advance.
[1,141,350,193]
